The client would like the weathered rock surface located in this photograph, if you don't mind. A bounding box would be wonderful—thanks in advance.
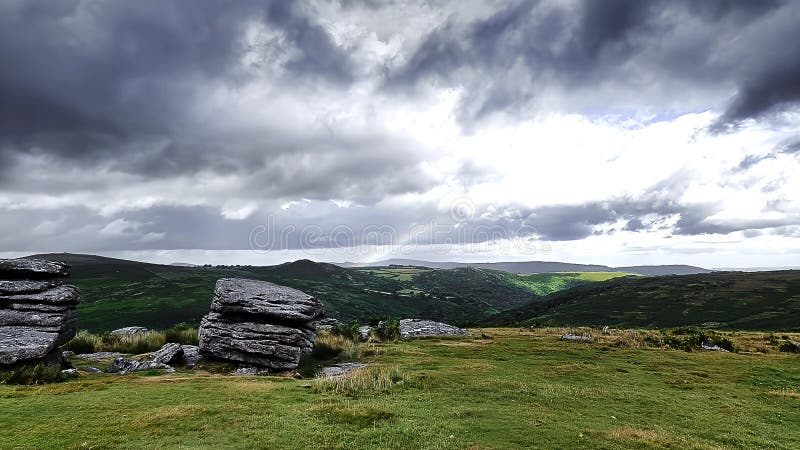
[0,259,70,279]
[199,278,322,371]
[399,319,470,338]
[318,362,368,378]
[0,259,79,366]
[200,313,314,370]
[179,345,202,367]
[110,326,149,335]
[210,278,324,322]
[0,280,63,294]
[108,357,175,374]
[313,317,341,330]
[358,326,372,339]
[151,343,183,364]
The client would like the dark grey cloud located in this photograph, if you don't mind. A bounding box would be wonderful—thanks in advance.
[0,0,355,168]
[388,0,797,127]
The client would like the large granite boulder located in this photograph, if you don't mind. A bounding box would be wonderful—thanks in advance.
[210,278,323,322]
[0,259,79,366]
[199,278,322,370]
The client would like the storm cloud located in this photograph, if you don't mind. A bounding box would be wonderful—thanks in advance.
[1,0,799,264]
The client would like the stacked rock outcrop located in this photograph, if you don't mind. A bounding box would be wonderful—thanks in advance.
[199,278,323,370]
[0,259,79,366]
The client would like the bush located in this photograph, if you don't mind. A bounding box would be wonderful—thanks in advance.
[331,321,362,341]
[372,318,400,342]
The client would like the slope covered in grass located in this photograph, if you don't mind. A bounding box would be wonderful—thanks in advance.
[502,271,635,296]
[1,328,798,449]
[493,270,800,330]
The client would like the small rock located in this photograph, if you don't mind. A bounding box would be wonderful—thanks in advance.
[62,350,75,361]
[358,326,372,339]
[81,367,102,374]
[61,368,78,375]
[318,362,367,378]
[233,367,268,376]
[151,343,182,364]
[110,326,149,335]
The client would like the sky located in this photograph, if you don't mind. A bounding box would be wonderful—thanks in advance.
[1,0,799,268]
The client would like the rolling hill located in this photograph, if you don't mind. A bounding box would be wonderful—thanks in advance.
[340,259,711,275]
[489,270,800,330]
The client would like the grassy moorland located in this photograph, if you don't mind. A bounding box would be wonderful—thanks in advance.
[1,328,799,449]
[32,254,618,331]
[494,270,800,330]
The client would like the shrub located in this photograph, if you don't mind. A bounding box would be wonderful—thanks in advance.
[331,321,362,341]
[372,317,400,342]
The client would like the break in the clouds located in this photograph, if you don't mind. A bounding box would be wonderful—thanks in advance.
[1,0,800,266]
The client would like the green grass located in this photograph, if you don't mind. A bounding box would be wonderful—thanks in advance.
[503,271,635,296]
[2,328,799,449]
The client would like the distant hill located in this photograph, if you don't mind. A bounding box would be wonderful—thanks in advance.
[340,259,711,276]
[17,253,541,331]
[488,270,800,330]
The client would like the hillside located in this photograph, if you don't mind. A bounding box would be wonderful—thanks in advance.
[341,259,710,275]
[490,270,800,330]
[22,254,543,331]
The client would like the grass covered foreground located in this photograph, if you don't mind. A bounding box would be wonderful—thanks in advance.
[2,328,799,449]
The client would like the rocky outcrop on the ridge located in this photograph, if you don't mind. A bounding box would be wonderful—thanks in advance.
[399,319,470,338]
[0,259,79,366]
[199,278,323,371]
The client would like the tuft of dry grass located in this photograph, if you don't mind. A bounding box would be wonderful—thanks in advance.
[313,365,404,397]
[64,327,199,355]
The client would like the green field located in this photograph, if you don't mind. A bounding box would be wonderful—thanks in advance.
[2,328,799,449]
[503,271,635,296]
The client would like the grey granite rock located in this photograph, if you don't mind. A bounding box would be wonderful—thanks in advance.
[0,259,69,279]
[313,318,341,330]
[358,326,372,339]
[318,362,368,378]
[199,312,314,370]
[110,326,149,335]
[107,357,175,374]
[210,278,323,323]
[179,345,202,368]
[81,366,103,374]
[0,285,80,305]
[0,279,63,294]
[151,343,183,364]
[399,319,470,338]
[0,326,65,365]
